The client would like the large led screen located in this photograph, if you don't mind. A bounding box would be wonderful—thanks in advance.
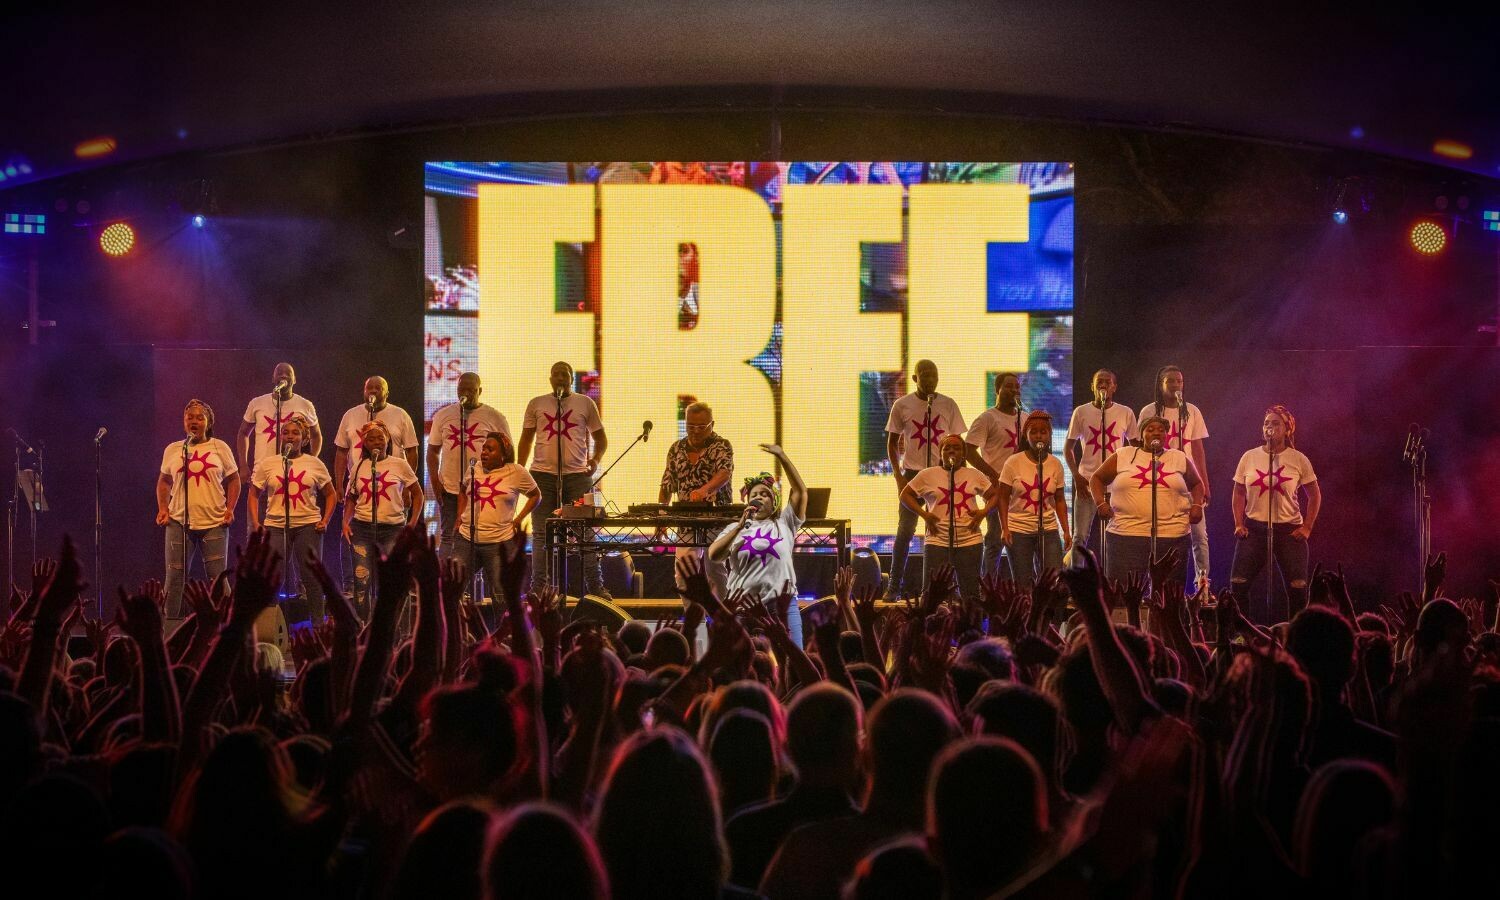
[424,161,1074,545]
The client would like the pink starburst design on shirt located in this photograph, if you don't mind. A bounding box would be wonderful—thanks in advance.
[909,413,945,452]
[358,470,395,504]
[471,475,506,511]
[1251,465,1292,499]
[181,450,218,487]
[1018,474,1050,514]
[274,469,313,509]
[445,421,483,453]
[1163,422,1191,451]
[543,409,579,443]
[737,527,783,566]
[937,482,977,515]
[261,412,296,443]
[1086,421,1121,456]
[1130,461,1175,489]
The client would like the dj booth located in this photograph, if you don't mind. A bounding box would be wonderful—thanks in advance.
[545,501,852,600]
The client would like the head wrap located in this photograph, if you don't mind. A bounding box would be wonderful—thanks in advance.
[1022,410,1053,431]
[1139,415,1170,434]
[1265,404,1297,447]
[740,472,782,509]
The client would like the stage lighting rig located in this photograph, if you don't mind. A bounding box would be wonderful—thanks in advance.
[99,222,136,257]
[1409,220,1447,256]
[3,213,45,236]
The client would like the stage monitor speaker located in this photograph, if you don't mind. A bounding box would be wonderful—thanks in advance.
[570,593,632,631]
[851,546,883,595]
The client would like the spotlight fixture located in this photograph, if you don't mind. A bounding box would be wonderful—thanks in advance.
[74,137,118,160]
[1409,220,1447,256]
[1332,209,1348,225]
[191,214,206,228]
[3,213,45,236]
[99,222,135,257]
[1432,140,1473,161]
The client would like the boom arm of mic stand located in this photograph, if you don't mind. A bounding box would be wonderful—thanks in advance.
[592,431,650,491]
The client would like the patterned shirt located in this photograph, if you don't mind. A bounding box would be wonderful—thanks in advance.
[661,434,735,504]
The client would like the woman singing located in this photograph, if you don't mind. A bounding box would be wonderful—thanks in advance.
[710,444,808,645]
[996,411,1071,589]
[455,432,541,603]
[342,420,422,613]
[1089,415,1204,587]
[1230,405,1321,623]
[156,399,240,617]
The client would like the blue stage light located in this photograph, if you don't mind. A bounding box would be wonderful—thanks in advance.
[1332,209,1349,224]
[191,214,206,228]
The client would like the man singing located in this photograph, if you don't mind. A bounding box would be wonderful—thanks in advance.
[237,362,321,478]
[884,359,967,600]
[1066,369,1137,554]
[518,361,608,595]
[964,371,1021,578]
[332,376,420,500]
[427,372,511,559]
[659,400,734,596]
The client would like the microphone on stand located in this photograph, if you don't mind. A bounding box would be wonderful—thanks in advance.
[5,428,35,454]
[273,377,291,395]
[1149,439,1163,455]
[641,420,654,442]
[1173,391,1184,407]
[1032,440,1048,456]
[554,385,566,401]
[94,427,107,444]
[1402,424,1420,462]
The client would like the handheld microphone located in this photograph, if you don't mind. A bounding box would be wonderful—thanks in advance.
[642,420,653,442]
[94,427,107,444]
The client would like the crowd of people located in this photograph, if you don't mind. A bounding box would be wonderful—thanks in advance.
[2,511,1497,898]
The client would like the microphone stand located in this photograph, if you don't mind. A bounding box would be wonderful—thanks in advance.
[947,464,956,565]
[6,438,16,598]
[921,393,933,590]
[1035,442,1046,582]
[468,458,479,606]
[1149,443,1161,572]
[1404,429,1430,595]
[181,436,191,605]
[94,431,104,618]
[553,389,564,591]
[282,441,293,604]
[1095,392,1108,571]
[1266,444,1276,617]
[592,425,651,494]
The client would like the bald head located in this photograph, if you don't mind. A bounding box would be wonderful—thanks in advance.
[457,372,481,409]
[913,360,939,395]
[363,376,389,409]
[273,363,296,399]
[548,362,574,395]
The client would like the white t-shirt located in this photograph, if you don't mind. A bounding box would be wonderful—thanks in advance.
[160,438,239,530]
[1102,447,1193,538]
[427,402,512,494]
[345,455,419,526]
[241,393,319,469]
[966,406,1026,474]
[905,465,991,548]
[333,404,420,472]
[719,502,804,604]
[1067,403,1139,480]
[456,463,538,544]
[251,454,332,528]
[1233,447,1317,526]
[524,392,603,475]
[886,392,967,472]
[1138,401,1209,453]
[999,452,1066,533]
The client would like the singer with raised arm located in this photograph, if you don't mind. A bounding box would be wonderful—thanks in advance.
[455,432,539,604]
[247,415,336,620]
[427,372,511,560]
[237,362,321,478]
[996,411,1070,589]
[517,361,608,595]
[155,400,240,617]
[710,444,808,644]
[965,371,1022,578]
[900,434,999,603]
[342,421,421,614]
[1138,365,1211,591]
[1230,404,1321,623]
[884,359,967,600]
[1066,369,1137,555]
[660,400,734,596]
[1088,415,1203,586]
[332,376,419,502]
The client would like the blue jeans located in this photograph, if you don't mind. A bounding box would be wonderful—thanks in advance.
[1073,488,1106,553]
[1231,520,1309,625]
[530,470,604,594]
[1103,532,1190,588]
[926,542,984,604]
[1006,529,1064,590]
[982,509,1014,581]
[164,522,227,618]
[1190,518,1210,590]
[888,469,922,597]
[784,598,805,648]
[454,536,503,603]
[263,524,327,621]
[349,519,404,616]
[437,490,459,559]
